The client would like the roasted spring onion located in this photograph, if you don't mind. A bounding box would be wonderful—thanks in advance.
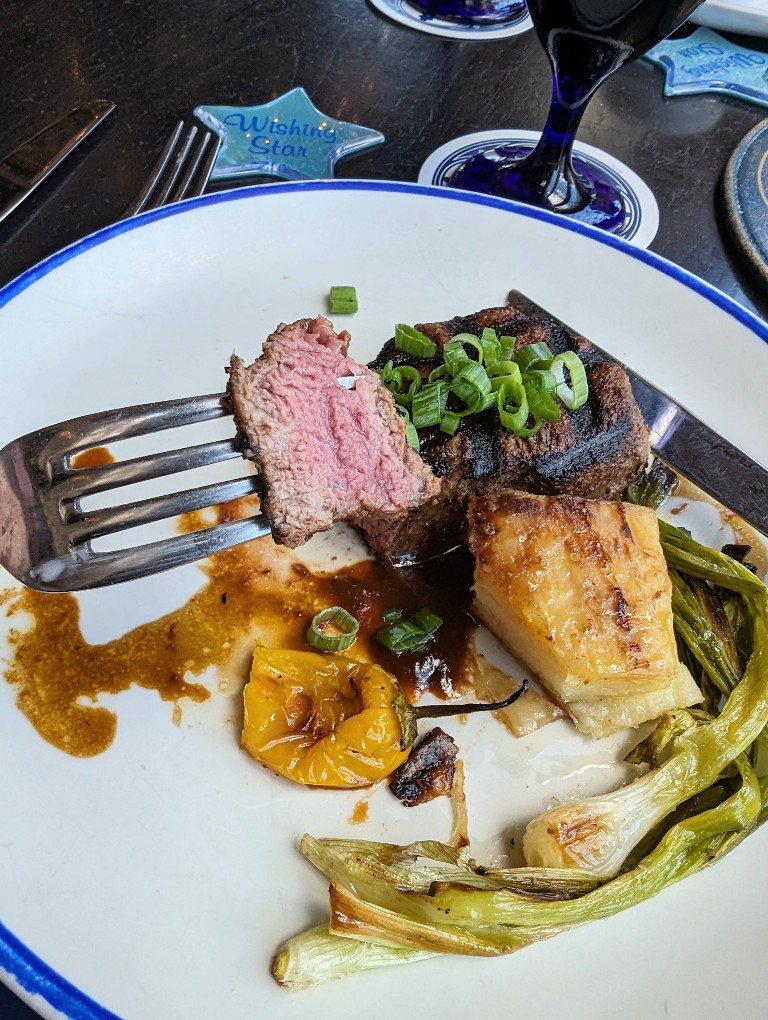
[272,518,768,988]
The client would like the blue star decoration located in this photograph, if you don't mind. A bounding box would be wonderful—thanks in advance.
[194,88,385,183]
[645,27,768,110]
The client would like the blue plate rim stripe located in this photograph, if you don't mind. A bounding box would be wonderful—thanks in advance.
[1,175,767,1020]
[0,919,122,1020]
[1,178,767,347]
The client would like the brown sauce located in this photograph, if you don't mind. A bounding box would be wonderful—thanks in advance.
[71,446,115,468]
[0,496,478,757]
[349,800,370,825]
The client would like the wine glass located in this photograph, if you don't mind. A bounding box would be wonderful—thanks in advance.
[409,0,526,23]
[444,0,708,233]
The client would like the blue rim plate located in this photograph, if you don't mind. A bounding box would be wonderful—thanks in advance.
[1,179,767,1020]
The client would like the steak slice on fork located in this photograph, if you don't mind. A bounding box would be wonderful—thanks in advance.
[228,316,440,548]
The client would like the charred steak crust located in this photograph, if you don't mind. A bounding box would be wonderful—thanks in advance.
[227,316,440,549]
[363,291,650,562]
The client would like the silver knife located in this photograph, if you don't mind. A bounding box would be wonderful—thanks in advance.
[600,349,768,536]
[0,100,115,223]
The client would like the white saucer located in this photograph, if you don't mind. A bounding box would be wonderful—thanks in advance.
[419,129,660,248]
[367,0,531,39]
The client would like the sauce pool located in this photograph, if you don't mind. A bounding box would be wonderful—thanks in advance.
[0,496,478,757]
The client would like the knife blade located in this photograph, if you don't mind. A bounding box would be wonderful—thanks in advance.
[600,350,768,537]
[0,100,115,223]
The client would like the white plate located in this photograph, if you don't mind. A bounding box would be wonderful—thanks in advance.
[692,0,768,36]
[0,181,767,1020]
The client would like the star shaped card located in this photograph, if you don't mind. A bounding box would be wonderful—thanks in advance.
[194,88,385,182]
[645,28,768,110]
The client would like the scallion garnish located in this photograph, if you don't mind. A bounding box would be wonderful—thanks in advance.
[395,405,420,451]
[394,324,437,359]
[329,286,358,314]
[550,351,589,410]
[412,382,446,429]
[514,341,554,373]
[381,323,588,443]
[306,607,360,652]
[375,607,443,654]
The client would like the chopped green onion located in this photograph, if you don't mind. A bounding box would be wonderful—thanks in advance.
[440,411,461,435]
[329,286,358,314]
[396,405,420,450]
[524,373,561,423]
[499,335,516,361]
[550,351,589,410]
[375,607,443,653]
[394,324,437,359]
[443,341,472,375]
[306,607,360,651]
[448,334,484,362]
[383,322,588,443]
[480,328,502,368]
[497,377,529,433]
[412,382,446,429]
[525,367,558,395]
[382,608,404,624]
[428,364,449,383]
[514,342,553,373]
[409,608,443,635]
[383,364,422,406]
[450,361,492,413]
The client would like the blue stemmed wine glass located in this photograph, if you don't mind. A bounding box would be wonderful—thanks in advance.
[439,0,708,233]
[409,0,526,23]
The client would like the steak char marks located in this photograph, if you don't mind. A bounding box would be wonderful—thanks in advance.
[363,291,649,563]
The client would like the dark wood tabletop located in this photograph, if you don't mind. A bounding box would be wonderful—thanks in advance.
[1,1,767,1016]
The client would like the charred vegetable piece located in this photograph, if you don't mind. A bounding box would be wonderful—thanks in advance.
[242,649,527,788]
[388,727,458,806]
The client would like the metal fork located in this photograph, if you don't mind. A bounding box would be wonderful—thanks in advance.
[0,393,270,592]
[122,120,221,217]
[0,377,363,593]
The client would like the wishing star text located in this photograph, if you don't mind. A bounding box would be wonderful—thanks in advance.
[223,113,336,157]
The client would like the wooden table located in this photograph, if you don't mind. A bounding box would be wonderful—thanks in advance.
[1,1,767,1015]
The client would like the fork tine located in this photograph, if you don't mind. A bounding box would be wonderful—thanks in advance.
[41,393,229,461]
[122,121,185,218]
[55,438,245,498]
[169,130,220,203]
[33,515,272,592]
[146,124,198,210]
[63,474,260,541]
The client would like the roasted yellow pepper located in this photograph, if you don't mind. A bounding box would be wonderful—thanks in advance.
[242,648,526,788]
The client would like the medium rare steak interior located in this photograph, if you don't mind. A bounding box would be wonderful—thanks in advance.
[227,316,440,548]
[361,291,650,563]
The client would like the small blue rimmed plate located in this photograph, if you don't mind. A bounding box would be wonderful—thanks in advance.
[367,0,531,39]
[419,129,660,247]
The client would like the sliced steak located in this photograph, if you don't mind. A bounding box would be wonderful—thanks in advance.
[228,316,440,548]
[362,291,650,563]
[388,727,458,807]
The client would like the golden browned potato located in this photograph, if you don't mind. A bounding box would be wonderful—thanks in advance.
[468,492,699,737]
